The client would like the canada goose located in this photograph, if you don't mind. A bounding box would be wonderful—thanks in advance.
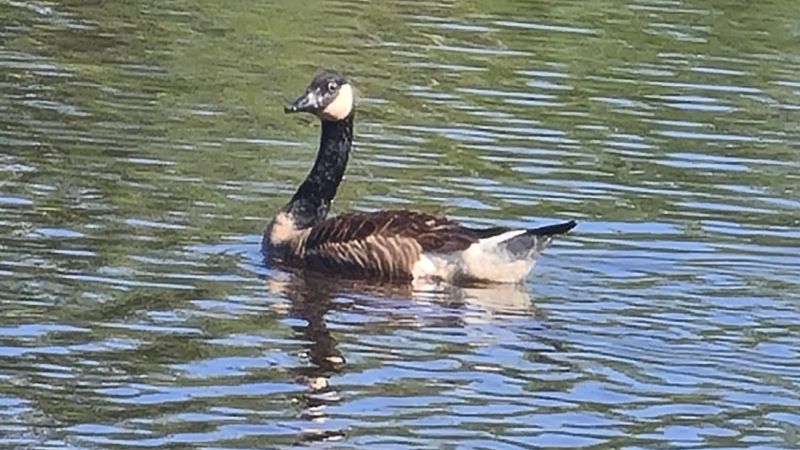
[263,71,576,283]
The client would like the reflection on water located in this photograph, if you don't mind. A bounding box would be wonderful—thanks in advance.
[2,0,800,447]
[266,272,539,445]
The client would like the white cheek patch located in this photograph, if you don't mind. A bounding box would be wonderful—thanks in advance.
[319,84,354,121]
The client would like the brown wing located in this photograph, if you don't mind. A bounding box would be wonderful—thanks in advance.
[302,210,479,279]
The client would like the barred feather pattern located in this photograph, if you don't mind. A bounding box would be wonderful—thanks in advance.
[265,209,576,282]
[267,210,479,280]
[302,210,478,279]
[305,235,420,280]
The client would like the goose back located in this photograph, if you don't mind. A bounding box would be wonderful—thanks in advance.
[301,210,479,280]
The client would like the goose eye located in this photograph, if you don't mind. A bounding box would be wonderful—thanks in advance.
[327,81,338,92]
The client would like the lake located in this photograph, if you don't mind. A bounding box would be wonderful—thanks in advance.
[1,0,799,448]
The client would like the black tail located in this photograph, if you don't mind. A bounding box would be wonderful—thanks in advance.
[502,220,577,259]
[529,220,577,237]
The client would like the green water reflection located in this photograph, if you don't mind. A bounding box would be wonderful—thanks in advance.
[1,0,799,447]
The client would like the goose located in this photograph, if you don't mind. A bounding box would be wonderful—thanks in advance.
[263,71,576,283]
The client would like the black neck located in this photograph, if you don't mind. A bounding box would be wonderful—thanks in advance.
[285,113,353,228]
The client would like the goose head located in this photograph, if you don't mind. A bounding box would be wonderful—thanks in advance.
[284,71,354,122]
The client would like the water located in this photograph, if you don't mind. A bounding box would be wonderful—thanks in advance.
[1,0,799,447]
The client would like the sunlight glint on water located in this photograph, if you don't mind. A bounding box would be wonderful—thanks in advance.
[1,0,799,448]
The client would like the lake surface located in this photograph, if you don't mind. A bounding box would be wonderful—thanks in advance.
[2,0,799,448]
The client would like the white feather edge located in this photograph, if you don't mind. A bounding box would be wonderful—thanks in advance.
[411,229,538,283]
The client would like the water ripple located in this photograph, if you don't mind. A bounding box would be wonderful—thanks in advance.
[1,0,799,448]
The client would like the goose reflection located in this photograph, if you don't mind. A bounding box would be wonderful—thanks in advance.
[265,271,541,444]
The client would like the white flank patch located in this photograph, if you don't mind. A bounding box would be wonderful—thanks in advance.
[411,229,540,283]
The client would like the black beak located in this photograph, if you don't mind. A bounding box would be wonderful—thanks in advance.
[284,90,317,114]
